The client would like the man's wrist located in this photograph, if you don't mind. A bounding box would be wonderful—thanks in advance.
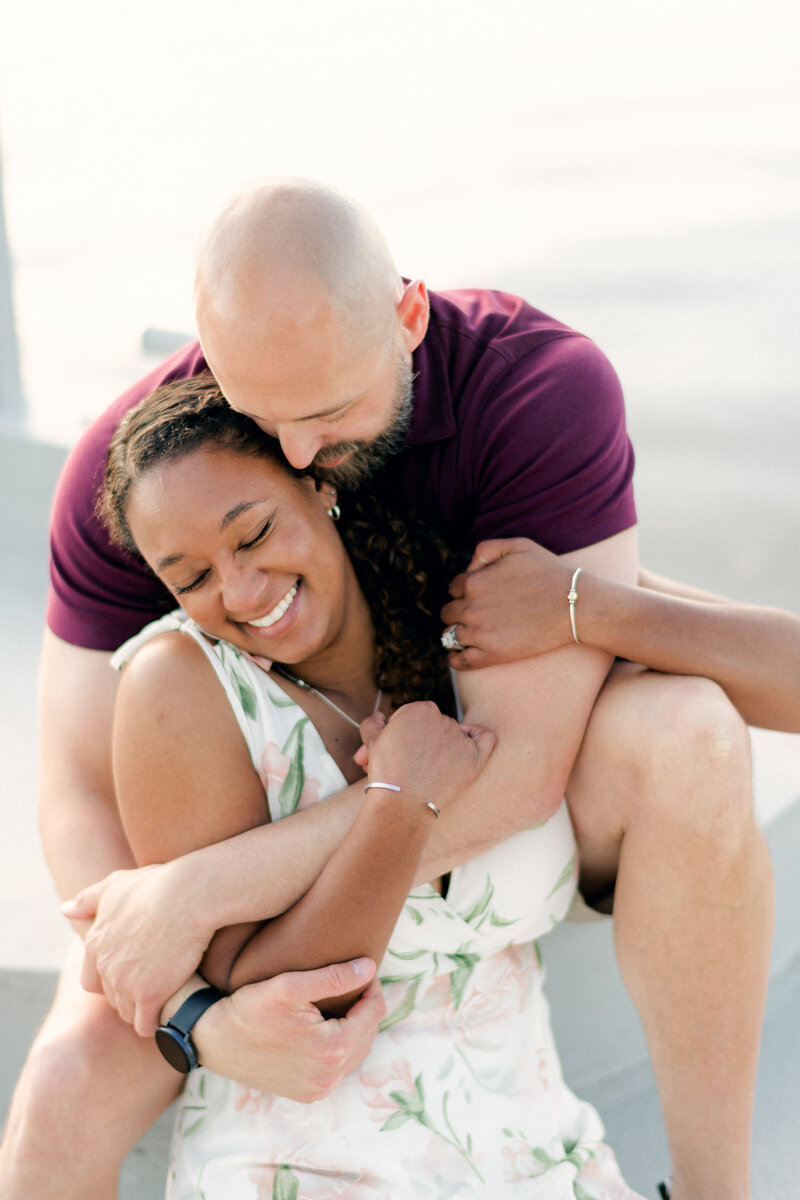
[159,973,208,1025]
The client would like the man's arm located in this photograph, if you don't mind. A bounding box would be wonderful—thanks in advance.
[426,528,638,876]
[440,540,800,733]
[38,630,133,916]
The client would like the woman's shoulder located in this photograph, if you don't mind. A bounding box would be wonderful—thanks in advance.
[116,624,222,701]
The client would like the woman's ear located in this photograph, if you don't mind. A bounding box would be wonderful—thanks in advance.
[313,480,340,518]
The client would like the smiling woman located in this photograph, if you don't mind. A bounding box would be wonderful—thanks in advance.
[100,374,456,713]
[88,373,648,1199]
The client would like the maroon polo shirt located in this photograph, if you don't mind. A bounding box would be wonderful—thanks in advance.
[47,288,636,651]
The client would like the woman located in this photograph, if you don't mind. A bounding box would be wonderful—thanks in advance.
[99,376,646,1198]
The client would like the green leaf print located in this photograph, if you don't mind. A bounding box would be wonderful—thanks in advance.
[532,1146,559,1168]
[436,1054,454,1081]
[277,718,310,817]
[488,910,518,927]
[377,1070,486,1184]
[378,976,422,1031]
[219,647,258,721]
[404,905,424,925]
[387,947,428,960]
[447,951,481,1010]
[573,1184,600,1200]
[380,1109,413,1132]
[545,853,576,900]
[178,1110,206,1138]
[461,877,494,924]
[272,1165,300,1200]
[389,1074,427,1121]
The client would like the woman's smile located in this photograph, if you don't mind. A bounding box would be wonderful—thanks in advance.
[125,446,363,670]
[239,580,301,635]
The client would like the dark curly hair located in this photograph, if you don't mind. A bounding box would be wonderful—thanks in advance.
[99,375,456,713]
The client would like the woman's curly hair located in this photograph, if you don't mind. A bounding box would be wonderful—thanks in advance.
[99,375,457,713]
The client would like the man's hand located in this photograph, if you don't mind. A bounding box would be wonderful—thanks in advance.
[441,538,577,669]
[61,861,211,1036]
[192,961,386,1099]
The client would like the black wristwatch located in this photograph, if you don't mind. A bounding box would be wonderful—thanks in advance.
[155,985,224,1073]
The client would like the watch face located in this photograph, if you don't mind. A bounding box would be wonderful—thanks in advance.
[155,1025,195,1074]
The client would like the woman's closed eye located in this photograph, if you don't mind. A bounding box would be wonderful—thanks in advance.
[239,516,274,551]
[172,570,208,596]
[169,517,275,595]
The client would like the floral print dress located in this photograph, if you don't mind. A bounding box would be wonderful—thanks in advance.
[114,613,645,1200]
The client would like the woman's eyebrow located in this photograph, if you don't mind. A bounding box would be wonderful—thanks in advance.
[156,551,185,571]
[220,500,265,532]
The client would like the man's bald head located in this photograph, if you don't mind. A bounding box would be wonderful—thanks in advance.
[192,178,430,484]
[195,178,401,354]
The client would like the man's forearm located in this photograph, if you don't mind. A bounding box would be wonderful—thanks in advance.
[39,786,135,906]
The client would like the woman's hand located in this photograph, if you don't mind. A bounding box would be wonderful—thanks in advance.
[355,701,495,812]
[440,538,577,669]
[61,860,213,1036]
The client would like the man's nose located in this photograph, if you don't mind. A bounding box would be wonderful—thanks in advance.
[277,425,324,470]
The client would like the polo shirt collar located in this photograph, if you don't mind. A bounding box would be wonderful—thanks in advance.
[406,309,457,445]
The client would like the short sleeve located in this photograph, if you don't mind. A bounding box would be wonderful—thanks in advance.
[46,342,207,650]
[467,335,636,553]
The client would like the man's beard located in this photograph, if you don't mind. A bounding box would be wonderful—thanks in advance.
[311,356,414,490]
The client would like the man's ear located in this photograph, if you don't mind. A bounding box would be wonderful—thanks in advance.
[396,279,430,353]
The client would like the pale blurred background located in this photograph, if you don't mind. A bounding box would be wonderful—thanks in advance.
[2,0,799,594]
[0,2,798,1193]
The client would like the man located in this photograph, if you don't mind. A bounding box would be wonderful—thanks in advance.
[0,179,771,1200]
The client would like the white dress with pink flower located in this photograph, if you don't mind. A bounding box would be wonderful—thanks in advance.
[114,613,645,1200]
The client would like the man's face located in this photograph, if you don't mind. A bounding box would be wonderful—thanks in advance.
[205,308,414,489]
[307,353,414,489]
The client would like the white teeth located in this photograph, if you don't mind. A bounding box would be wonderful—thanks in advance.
[248,584,298,629]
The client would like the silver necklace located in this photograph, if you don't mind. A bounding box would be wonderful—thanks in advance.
[271,664,382,731]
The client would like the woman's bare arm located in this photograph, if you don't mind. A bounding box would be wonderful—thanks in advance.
[442,539,800,733]
[580,573,800,731]
[113,633,492,1014]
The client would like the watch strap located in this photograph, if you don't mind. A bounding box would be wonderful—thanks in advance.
[165,985,225,1038]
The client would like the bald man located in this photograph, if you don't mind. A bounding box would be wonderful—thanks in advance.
[0,181,771,1200]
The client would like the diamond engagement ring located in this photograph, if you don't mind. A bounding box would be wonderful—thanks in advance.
[441,624,464,652]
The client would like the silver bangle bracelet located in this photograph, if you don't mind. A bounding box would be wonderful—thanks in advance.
[364,782,439,819]
[568,567,583,644]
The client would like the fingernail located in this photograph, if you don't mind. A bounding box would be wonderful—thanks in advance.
[351,957,372,977]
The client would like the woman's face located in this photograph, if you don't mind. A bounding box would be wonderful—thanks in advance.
[125,444,356,665]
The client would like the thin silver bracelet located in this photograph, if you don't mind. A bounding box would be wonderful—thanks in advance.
[364,782,439,819]
[568,567,583,644]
